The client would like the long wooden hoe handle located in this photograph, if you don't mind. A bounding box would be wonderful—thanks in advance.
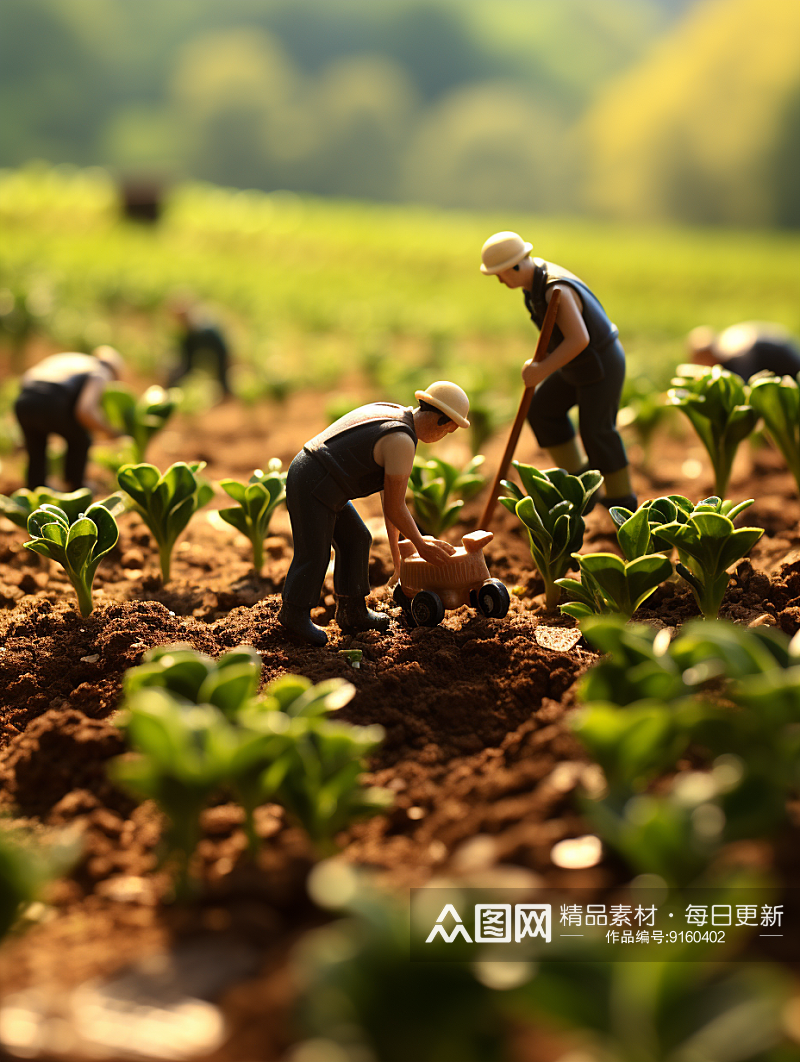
[475,287,562,531]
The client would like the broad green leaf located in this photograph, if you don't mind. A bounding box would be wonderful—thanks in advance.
[625,554,673,611]
[217,507,250,536]
[617,506,651,561]
[220,479,248,505]
[66,517,97,572]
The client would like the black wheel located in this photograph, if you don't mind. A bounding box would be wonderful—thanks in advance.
[410,590,445,627]
[476,579,510,619]
[393,584,417,627]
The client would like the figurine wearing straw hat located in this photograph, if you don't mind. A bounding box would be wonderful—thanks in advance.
[480,232,635,512]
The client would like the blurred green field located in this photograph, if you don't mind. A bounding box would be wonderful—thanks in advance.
[1,163,798,405]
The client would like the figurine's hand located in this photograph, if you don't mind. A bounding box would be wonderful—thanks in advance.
[417,539,456,565]
[522,359,547,388]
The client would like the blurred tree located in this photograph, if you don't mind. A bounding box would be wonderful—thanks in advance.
[580,0,800,227]
[308,56,419,199]
[404,82,574,213]
[169,27,310,191]
[4,0,796,226]
[0,0,105,165]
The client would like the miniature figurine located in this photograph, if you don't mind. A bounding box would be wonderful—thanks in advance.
[480,231,635,510]
[167,294,232,397]
[687,321,800,381]
[278,381,470,647]
[13,346,124,491]
[393,529,510,627]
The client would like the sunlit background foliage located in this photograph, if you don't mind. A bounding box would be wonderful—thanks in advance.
[1,0,798,227]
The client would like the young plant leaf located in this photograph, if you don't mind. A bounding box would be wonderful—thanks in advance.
[23,502,119,616]
[117,461,212,583]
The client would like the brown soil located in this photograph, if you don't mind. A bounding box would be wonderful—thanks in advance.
[1,384,800,1061]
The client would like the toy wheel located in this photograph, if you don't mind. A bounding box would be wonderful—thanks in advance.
[476,579,510,619]
[410,590,445,627]
[393,584,417,627]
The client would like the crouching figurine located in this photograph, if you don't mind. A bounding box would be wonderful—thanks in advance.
[278,381,470,646]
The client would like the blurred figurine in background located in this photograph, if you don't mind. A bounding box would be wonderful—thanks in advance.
[278,381,470,647]
[480,231,635,510]
[687,322,800,381]
[14,346,124,490]
[167,294,232,397]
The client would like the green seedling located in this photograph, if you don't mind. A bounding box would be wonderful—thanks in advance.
[501,462,603,609]
[117,461,214,583]
[610,495,756,561]
[749,371,800,493]
[575,618,800,872]
[247,675,392,856]
[570,701,692,797]
[115,653,391,873]
[609,495,693,558]
[580,615,796,706]
[579,615,687,705]
[101,383,179,462]
[668,619,796,681]
[583,772,733,888]
[0,284,51,371]
[217,461,287,574]
[110,688,237,898]
[123,643,282,858]
[557,551,673,620]
[297,866,790,1062]
[267,718,393,856]
[656,510,763,619]
[667,364,758,497]
[235,674,386,855]
[23,502,119,616]
[124,643,264,718]
[408,454,485,537]
[611,496,757,578]
[338,649,362,669]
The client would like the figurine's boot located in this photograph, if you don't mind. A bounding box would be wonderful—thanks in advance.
[277,603,328,647]
[334,594,390,635]
[599,465,637,514]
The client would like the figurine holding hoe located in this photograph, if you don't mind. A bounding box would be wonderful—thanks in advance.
[478,231,636,523]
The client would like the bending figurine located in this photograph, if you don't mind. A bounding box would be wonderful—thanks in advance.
[278,381,470,646]
[688,321,800,381]
[14,345,124,491]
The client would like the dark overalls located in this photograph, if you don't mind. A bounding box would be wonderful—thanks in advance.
[281,403,417,611]
[14,368,94,490]
[524,259,628,475]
